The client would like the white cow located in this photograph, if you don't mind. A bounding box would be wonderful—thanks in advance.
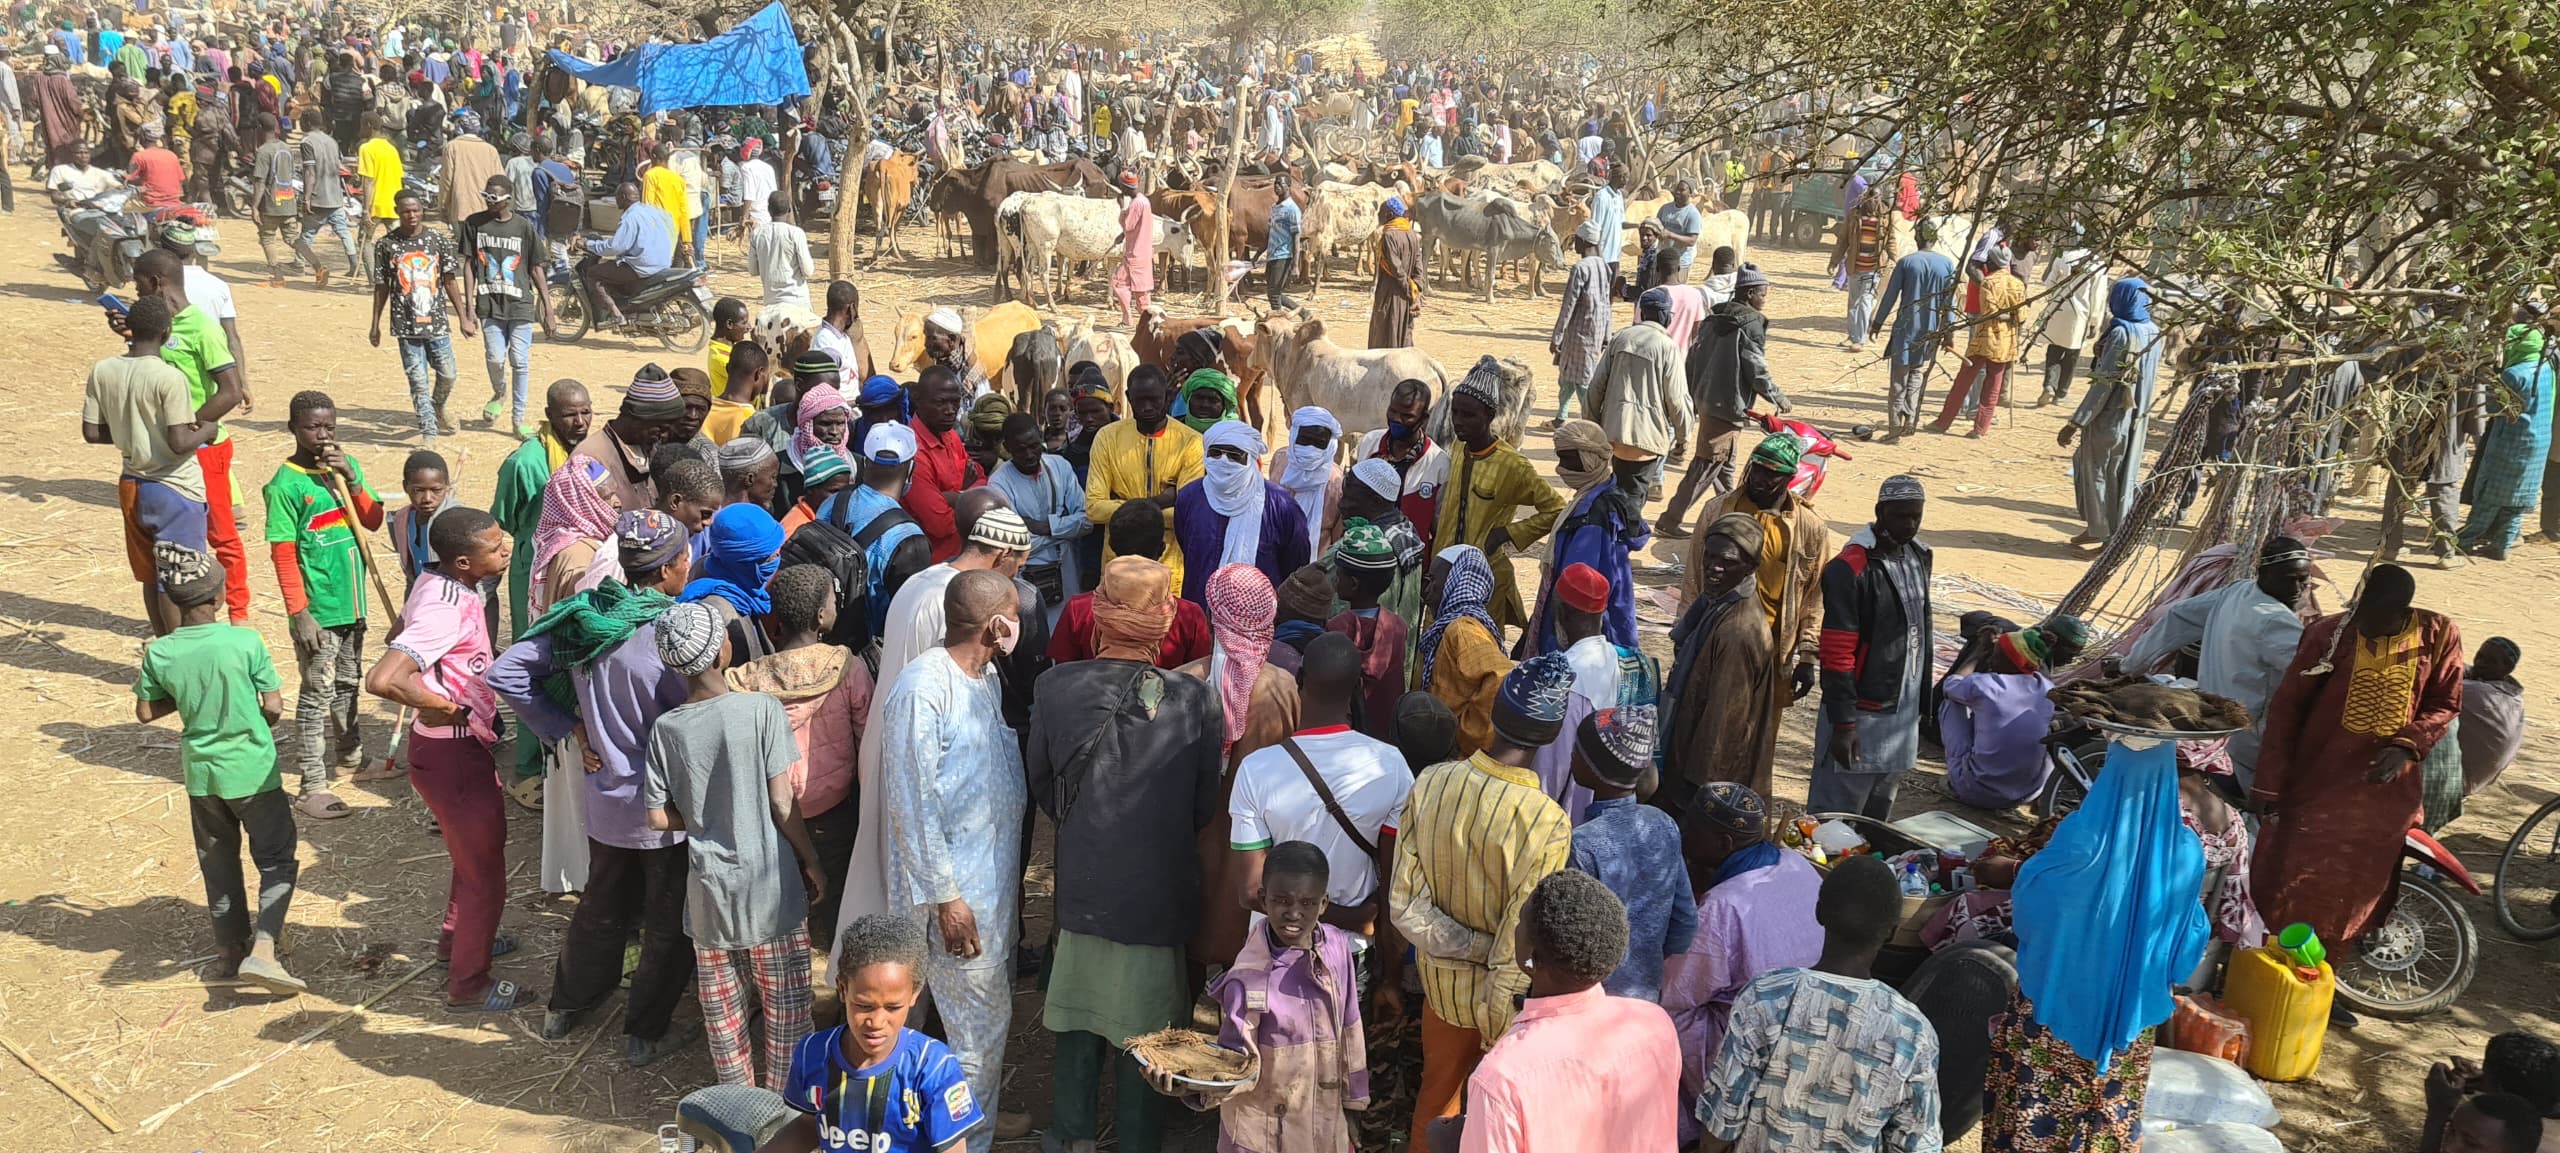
[1249,313,1450,442]
[1301,180,1400,290]
[1620,203,1752,269]
[1050,315,1142,394]
[994,189,1125,308]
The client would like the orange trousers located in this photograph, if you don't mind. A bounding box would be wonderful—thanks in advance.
[1412,1002,1485,1150]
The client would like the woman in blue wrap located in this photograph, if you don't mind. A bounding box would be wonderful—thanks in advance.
[680,502,786,663]
[1983,736,2209,1153]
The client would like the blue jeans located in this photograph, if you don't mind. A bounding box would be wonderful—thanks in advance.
[397,332,459,440]
[1846,270,1881,344]
[480,320,535,426]
[303,205,360,273]
[692,194,710,271]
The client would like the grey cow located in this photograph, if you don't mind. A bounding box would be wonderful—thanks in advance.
[1413,192,1571,302]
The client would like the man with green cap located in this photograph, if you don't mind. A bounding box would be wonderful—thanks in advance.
[1680,433,1829,736]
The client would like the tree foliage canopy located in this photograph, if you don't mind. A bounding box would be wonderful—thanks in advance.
[1660,0,2560,373]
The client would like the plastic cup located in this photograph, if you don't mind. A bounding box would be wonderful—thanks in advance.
[2276,922,2326,968]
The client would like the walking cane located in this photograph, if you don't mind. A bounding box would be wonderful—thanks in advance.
[318,463,409,780]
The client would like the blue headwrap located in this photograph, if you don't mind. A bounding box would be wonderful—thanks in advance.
[2010,738,2209,1070]
[680,503,786,617]
[1383,196,1407,219]
[2107,276,2152,327]
[852,374,910,454]
[1417,546,1498,689]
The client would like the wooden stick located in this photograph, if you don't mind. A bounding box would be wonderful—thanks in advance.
[546,1004,624,1095]
[3,1033,126,1132]
[136,957,437,1134]
[319,468,404,634]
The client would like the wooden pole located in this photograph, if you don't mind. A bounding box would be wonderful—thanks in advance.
[1210,76,1252,312]
[2,1034,124,1133]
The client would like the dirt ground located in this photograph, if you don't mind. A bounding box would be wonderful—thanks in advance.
[1,197,2554,1153]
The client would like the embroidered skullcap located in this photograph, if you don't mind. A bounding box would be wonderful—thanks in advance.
[1453,355,1503,410]
[1698,781,1768,838]
[653,600,725,676]
[1555,562,1609,614]
[670,366,714,401]
[791,349,842,378]
[969,507,1031,552]
[1749,432,1803,473]
[1878,474,1927,503]
[1575,704,1657,789]
[1351,458,1401,503]
[925,307,965,335]
[614,509,689,572]
[1493,651,1577,745]
[2258,535,2310,568]
[717,436,776,476]
[1333,521,1399,571]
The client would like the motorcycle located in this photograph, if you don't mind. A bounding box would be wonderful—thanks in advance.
[59,185,151,291]
[1754,411,1851,499]
[549,254,714,353]
[2328,829,2481,1019]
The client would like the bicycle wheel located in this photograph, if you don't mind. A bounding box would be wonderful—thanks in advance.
[2332,871,2478,1019]
[2494,795,2560,941]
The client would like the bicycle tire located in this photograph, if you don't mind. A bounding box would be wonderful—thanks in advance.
[2495,795,2560,941]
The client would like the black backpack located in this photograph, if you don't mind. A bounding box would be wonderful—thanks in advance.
[541,172,587,240]
[778,517,873,654]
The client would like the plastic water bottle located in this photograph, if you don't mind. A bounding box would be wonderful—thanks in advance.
[1899,862,1929,898]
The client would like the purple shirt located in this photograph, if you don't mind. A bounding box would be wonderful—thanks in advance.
[1211,922,1369,1153]
[488,625,690,851]
[1530,692,1598,824]
[1661,851,1826,1144]
[1939,671,2056,809]
[1172,479,1312,605]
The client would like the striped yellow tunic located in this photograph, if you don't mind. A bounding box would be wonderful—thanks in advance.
[1388,752,1572,1045]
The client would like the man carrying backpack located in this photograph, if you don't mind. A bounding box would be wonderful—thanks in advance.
[806,422,932,645]
[323,52,371,148]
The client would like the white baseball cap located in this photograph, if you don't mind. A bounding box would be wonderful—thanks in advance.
[864,422,919,465]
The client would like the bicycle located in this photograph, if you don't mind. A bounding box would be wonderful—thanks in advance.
[2493,793,2560,941]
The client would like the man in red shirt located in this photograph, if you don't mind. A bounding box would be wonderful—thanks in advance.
[1050,502,1213,667]
[127,122,186,209]
[903,365,979,560]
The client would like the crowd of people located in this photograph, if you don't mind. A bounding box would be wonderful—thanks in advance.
[36,4,2560,1153]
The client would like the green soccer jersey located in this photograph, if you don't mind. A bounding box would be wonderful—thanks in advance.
[264,457,379,628]
[134,622,284,798]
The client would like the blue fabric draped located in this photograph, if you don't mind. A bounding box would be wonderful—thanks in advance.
[2011,738,2208,1070]
[679,503,785,616]
[1712,839,1786,888]
[545,3,810,116]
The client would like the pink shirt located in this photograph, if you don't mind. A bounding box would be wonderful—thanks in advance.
[1460,984,1681,1153]
[389,569,499,743]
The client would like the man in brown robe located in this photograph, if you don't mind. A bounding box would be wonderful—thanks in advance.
[1682,433,1829,709]
[1664,513,1778,808]
[2251,563,2464,953]
[1370,197,1422,349]
[33,52,85,168]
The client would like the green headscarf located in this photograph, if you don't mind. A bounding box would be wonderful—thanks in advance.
[1181,369,1242,433]
[518,581,676,711]
[2505,324,2546,370]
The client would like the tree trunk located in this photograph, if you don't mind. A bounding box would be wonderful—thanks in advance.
[822,4,869,281]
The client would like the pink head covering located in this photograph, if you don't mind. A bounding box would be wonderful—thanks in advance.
[530,455,619,603]
[1204,563,1277,749]
[789,382,852,466]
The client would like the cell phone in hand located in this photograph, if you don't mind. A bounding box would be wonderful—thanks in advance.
[98,293,130,314]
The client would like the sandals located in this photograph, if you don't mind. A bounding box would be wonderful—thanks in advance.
[294,791,353,820]
[437,935,519,967]
[449,979,532,1013]
[505,774,546,812]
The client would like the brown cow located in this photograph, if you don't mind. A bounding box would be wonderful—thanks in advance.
[1133,306,1277,437]
[861,152,921,261]
[933,156,1115,267]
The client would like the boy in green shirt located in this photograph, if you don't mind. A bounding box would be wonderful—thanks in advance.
[134,542,305,996]
[263,391,385,820]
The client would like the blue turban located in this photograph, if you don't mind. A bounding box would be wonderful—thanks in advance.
[1383,196,1407,219]
[856,374,905,409]
[680,503,786,617]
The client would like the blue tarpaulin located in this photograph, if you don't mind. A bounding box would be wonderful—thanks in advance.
[545,1,810,115]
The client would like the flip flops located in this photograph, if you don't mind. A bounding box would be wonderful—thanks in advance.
[450,979,532,1014]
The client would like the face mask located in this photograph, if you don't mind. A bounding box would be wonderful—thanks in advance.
[1384,420,1413,441]
[990,614,1020,655]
